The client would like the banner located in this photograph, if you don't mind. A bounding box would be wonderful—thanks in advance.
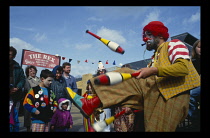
[21,49,61,69]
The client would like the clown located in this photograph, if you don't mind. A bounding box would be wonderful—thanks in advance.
[66,21,200,132]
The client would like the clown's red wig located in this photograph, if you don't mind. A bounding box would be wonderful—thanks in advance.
[143,21,169,41]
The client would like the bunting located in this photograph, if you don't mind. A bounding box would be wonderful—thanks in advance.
[113,60,116,65]
[106,60,108,64]
[56,54,119,66]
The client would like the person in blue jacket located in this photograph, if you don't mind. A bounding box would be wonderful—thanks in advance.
[51,65,68,101]
[62,62,78,110]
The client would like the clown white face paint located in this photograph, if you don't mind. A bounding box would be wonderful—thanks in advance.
[42,77,53,88]
[143,31,159,51]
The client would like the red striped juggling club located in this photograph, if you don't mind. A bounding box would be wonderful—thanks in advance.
[92,109,141,132]
[86,30,125,54]
[94,72,140,85]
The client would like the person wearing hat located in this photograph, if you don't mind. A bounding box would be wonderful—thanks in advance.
[65,21,200,131]
[96,61,112,132]
[50,98,73,132]
[82,80,96,132]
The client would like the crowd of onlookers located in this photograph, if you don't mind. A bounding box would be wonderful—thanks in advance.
[10,45,78,132]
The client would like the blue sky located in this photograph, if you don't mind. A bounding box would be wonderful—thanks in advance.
[10,6,200,78]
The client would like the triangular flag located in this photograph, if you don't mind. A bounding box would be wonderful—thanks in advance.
[77,60,80,64]
[113,60,116,65]
[85,59,88,63]
[69,59,72,62]
[106,60,108,64]
[62,57,65,60]
[92,62,94,64]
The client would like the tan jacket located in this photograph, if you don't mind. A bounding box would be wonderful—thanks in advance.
[153,42,200,100]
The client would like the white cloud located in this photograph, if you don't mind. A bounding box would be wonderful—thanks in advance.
[183,10,200,24]
[86,6,148,20]
[33,33,47,42]
[14,26,35,32]
[190,11,200,22]
[97,26,126,44]
[75,43,92,50]
[71,64,96,77]
[10,37,44,63]
[141,10,160,27]
[10,37,44,52]
[87,16,103,22]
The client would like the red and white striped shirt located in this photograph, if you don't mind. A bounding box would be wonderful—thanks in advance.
[168,39,190,64]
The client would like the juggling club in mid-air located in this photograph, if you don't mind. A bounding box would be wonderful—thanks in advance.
[86,30,125,54]
[94,72,140,85]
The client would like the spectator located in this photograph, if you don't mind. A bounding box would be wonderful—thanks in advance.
[188,39,201,131]
[9,46,26,132]
[62,62,78,110]
[23,65,41,132]
[50,98,73,132]
[82,80,96,132]
[23,69,58,132]
[62,62,78,93]
[96,61,112,132]
[51,65,68,101]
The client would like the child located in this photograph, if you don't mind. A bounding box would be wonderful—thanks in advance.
[50,98,73,132]
[23,69,58,132]
[83,80,96,132]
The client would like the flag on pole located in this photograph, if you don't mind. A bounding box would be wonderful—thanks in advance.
[69,59,72,62]
[85,59,88,63]
[113,60,116,65]
[62,57,65,60]
[106,60,108,64]
[77,60,80,64]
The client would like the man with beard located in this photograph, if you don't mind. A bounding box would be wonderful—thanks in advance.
[62,62,78,93]
[62,62,78,110]
[66,21,200,132]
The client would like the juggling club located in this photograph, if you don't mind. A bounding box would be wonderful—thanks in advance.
[92,109,141,132]
[94,71,140,85]
[86,30,125,54]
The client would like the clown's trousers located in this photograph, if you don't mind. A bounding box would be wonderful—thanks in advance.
[89,67,190,132]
